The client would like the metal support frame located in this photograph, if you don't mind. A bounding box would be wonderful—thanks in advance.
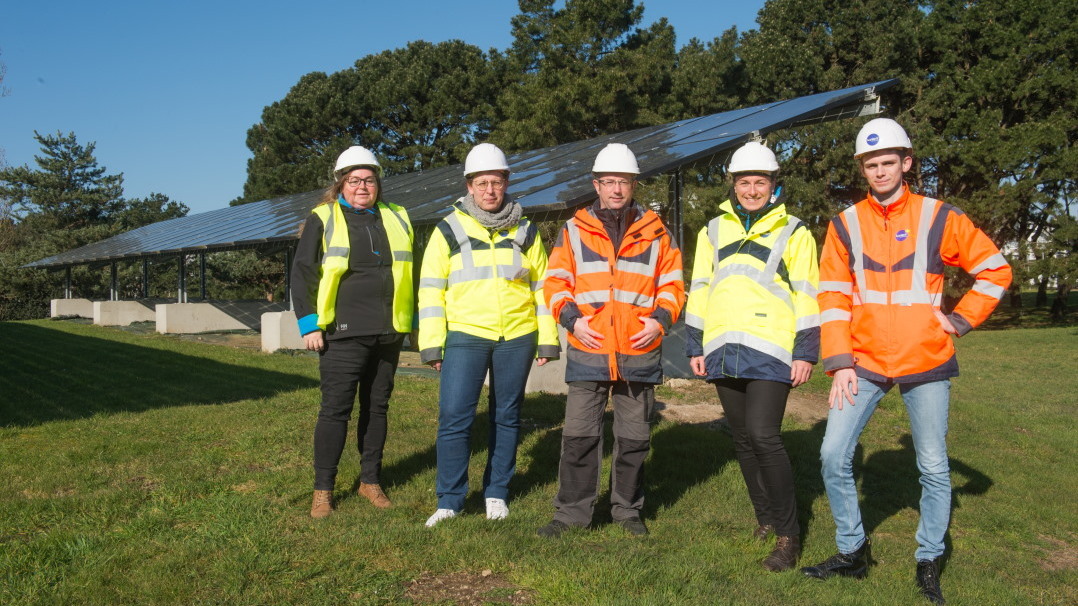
[142,259,149,299]
[668,168,684,250]
[110,262,118,301]
[177,255,187,303]
[200,253,207,301]
[64,267,72,299]
[284,245,294,311]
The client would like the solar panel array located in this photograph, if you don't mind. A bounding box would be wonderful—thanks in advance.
[25,79,897,269]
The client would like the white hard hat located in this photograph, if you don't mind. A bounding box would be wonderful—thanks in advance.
[727,141,780,174]
[334,146,382,178]
[854,118,912,158]
[464,143,510,176]
[592,143,640,175]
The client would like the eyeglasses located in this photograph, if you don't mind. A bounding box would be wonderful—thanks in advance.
[471,179,507,191]
[595,178,633,189]
[345,177,378,187]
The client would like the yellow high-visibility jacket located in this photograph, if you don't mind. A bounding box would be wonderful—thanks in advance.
[418,201,560,363]
[685,200,819,383]
[312,200,414,333]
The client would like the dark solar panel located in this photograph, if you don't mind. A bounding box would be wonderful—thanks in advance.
[25,79,897,269]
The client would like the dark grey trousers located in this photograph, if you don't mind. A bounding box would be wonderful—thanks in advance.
[552,380,654,526]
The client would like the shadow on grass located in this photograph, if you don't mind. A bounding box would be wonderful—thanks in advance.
[860,432,992,558]
[0,322,318,427]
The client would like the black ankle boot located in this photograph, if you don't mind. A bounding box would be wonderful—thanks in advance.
[800,538,871,579]
[916,557,945,604]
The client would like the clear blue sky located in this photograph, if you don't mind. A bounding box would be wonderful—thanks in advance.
[1,1,765,215]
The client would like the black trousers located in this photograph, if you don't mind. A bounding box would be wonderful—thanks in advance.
[714,378,800,537]
[313,334,403,490]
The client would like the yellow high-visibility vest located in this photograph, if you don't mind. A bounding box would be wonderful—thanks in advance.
[312,200,414,333]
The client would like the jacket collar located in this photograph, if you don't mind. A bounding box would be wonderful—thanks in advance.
[718,199,788,233]
[865,183,912,216]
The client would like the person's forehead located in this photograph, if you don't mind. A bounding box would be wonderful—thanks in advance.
[593,172,635,180]
[859,149,904,164]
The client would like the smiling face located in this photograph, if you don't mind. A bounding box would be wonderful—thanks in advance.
[732,173,775,211]
[592,172,636,210]
[859,149,912,199]
[340,168,379,210]
[466,170,509,212]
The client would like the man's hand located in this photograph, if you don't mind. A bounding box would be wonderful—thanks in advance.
[790,360,813,387]
[429,360,442,372]
[934,309,958,335]
[536,358,550,367]
[629,317,662,349]
[690,355,706,377]
[829,367,858,410]
[304,331,325,352]
[573,316,605,350]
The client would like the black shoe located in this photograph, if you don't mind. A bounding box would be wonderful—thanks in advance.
[617,517,649,536]
[800,539,871,579]
[537,520,571,538]
[916,557,945,604]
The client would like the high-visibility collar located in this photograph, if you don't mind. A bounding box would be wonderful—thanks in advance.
[867,183,912,216]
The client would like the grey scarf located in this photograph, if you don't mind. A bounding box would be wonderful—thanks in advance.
[460,193,522,230]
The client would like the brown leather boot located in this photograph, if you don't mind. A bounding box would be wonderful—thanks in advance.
[358,483,392,509]
[762,535,801,572]
[311,490,333,519]
[752,524,775,542]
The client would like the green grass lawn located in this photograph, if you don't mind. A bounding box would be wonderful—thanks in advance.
[0,320,1075,605]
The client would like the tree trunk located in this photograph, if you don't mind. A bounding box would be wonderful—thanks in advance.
[1036,278,1049,307]
[1009,284,1023,308]
[1050,283,1071,321]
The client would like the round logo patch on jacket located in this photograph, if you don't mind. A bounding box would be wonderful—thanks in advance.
[895,229,909,241]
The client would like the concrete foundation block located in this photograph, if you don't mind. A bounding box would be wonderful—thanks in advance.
[50,298,94,318]
[93,300,160,326]
[261,311,305,352]
[156,301,287,334]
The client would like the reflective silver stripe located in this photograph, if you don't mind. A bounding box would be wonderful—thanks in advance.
[449,266,495,285]
[324,246,349,258]
[419,277,448,289]
[497,265,530,281]
[611,289,652,307]
[862,290,888,304]
[418,307,445,319]
[891,290,941,306]
[531,280,543,291]
[575,290,611,305]
[566,221,610,275]
[843,206,868,299]
[796,314,821,330]
[689,277,710,291]
[906,197,939,307]
[714,264,794,309]
[393,251,412,262]
[973,280,1006,300]
[658,269,683,287]
[821,309,852,323]
[791,280,818,298]
[970,252,1008,275]
[384,205,410,235]
[656,291,678,305]
[819,280,853,294]
[536,304,552,316]
[685,312,705,330]
[546,267,576,286]
[616,243,659,277]
[322,206,339,262]
[549,291,575,307]
[444,213,476,273]
[703,331,792,364]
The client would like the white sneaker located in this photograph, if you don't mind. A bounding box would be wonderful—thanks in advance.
[485,498,509,520]
[425,508,457,527]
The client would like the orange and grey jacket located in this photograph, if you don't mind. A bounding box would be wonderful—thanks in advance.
[545,202,684,384]
[818,186,1012,382]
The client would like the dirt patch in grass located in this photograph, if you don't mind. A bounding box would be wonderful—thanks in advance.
[1037,534,1078,572]
[655,378,828,428]
[404,570,536,605]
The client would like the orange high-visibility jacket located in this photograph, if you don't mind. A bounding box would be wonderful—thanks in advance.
[819,186,1012,382]
[545,203,684,383]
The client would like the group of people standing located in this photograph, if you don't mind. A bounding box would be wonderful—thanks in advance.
[290,118,1010,605]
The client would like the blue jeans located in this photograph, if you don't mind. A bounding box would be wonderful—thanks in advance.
[435,331,537,511]
[819,378,951,560]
